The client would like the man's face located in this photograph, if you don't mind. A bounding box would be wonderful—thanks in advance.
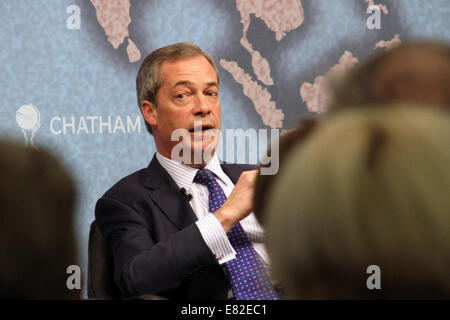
[147,56,221,164]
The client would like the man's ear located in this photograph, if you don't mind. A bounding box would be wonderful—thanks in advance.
[141,100,157,128]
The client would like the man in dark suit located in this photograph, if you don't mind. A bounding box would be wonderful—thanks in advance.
[95,43,278,300]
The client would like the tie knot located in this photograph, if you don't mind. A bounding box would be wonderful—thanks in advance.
[194,169,216,187]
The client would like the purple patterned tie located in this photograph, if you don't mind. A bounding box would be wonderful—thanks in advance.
[194,169,279,300]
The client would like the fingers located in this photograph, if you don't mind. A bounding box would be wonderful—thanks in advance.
[214,170,259,233]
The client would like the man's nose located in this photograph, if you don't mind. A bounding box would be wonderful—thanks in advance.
[192,94,212,115]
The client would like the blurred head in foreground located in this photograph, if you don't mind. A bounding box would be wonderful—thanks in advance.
[0,139,78,299]
[266,106,450,299]
[329,41,450,112]
[253,117,318,225]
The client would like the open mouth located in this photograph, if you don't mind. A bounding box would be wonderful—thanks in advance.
[189,124,214,133]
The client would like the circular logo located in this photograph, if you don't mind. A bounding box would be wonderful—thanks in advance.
[16,104,41,131]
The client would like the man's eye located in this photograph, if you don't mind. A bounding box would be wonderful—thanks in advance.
[206,91,218,96]
[176,93,187,99]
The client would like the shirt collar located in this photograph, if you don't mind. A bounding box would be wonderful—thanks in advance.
[156,152,230,190]
[205,153,230,187]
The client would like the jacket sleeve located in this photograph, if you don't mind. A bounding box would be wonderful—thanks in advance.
[95,194,221,298]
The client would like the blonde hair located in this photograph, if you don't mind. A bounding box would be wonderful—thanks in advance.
[266,106,450,299]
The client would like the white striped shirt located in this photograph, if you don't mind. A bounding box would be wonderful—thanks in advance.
[156,152,270,270]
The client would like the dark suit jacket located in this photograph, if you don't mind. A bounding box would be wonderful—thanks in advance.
[95,155,256,300]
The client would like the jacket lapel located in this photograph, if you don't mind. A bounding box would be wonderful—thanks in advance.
[142,155,197,230]
[142,156,256,230]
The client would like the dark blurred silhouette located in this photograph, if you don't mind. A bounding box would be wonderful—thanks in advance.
[265,106,450,299]
[328,41,450,112]
[0,139,78,299]
[253,117,317,225]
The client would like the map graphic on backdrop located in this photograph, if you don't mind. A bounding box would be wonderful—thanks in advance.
[90,0,403,126]
[1,0,448,296]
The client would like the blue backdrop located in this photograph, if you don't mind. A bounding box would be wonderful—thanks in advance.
[1,0,449,297]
